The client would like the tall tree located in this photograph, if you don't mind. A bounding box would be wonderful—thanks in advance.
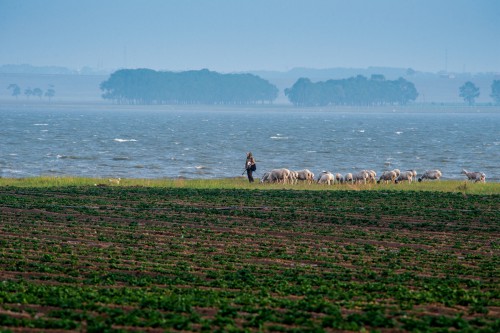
[396,77,419,105]
[284,78,313,106]
[45,86,56,102]
[32,88,43,100]
[24,88,33,99]
[459,81,480,105]
[490,80,500,105]
[7,83,21,99]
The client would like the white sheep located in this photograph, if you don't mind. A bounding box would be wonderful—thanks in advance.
[344,173,354,184]
[362,170,377,183]
[418,170,442,182]
[406,169,417,180]
[260,171,271,183]
[317,171,334,185]
[393,169,401,177]
[461,169,486,183]
[295,169,315,184]
[377,170,397,184]
[352,170,369,184]
[269,168,291,184]
[334,173,344,184]
[395,171,413,184]
[108,177,121,185]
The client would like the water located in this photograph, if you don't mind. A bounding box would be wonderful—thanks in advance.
[1,106,499,181]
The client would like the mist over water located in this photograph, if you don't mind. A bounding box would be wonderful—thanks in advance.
[1,107,499,181]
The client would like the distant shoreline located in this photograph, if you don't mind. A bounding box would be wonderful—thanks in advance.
[1,100,499,114]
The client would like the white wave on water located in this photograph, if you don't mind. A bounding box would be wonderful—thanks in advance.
[270,134,289,139]
[2,168,30,175]
[114,138,138,142]
[56,155,96,160]
[33,123,48,126]
[395,131,403,135]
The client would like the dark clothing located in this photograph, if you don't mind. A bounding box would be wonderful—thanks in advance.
[245,156,256,183]
[246,168,254,182]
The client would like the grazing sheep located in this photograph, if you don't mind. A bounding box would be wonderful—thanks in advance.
[108,177,121,185]
[317,171,334,185]
[344,173,354,184]
[260,171,271,183]
[461,169,486,183]
[352,170,370,184]
[395,171,413,184]
[295,169,315,184]
[269,168,291,184]
[392,169,401,178]
[334,173,344,184]
[418,169,442,182]
[362,170,377,183]
[289,171,299,184]
[406,169,417,180]
[377,170,397,184]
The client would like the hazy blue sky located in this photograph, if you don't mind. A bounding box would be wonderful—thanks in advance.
[1,0,499,73]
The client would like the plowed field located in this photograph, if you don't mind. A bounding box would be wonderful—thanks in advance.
[0,186,499,332]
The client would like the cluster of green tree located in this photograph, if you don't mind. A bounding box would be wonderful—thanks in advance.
[285,76,500,107]
[284,75,419,106]
[460,80,500,105]
[492,80,500,105]
[6,83,56,101]
[100,68,278,105]
[285,75,418,106]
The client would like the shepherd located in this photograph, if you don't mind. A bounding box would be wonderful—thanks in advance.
[244,152,256,183]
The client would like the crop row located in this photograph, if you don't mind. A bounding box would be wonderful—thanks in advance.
[0,186,499,332]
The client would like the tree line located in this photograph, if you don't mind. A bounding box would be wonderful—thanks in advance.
[285,75,419,106]
[99,68,278,105]
[284,77,500,106]
[6,84,56,101]
[8,69,499,106]
[98,69,500,106]
[460,80,500,105]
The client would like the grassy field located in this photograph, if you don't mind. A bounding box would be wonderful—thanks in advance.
[0,178,499,332]
[1,176,499,194]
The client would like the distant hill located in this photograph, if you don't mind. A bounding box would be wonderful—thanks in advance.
[251,66,411,80]
[0,64,110,75]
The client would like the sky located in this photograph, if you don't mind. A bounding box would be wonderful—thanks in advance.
[1,0,499,73]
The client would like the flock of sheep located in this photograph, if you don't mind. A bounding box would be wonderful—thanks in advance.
[259,168,486,185]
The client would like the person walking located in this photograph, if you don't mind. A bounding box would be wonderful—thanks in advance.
[245,152,256,183]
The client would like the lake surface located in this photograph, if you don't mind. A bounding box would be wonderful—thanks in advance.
[1,106,499,181]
